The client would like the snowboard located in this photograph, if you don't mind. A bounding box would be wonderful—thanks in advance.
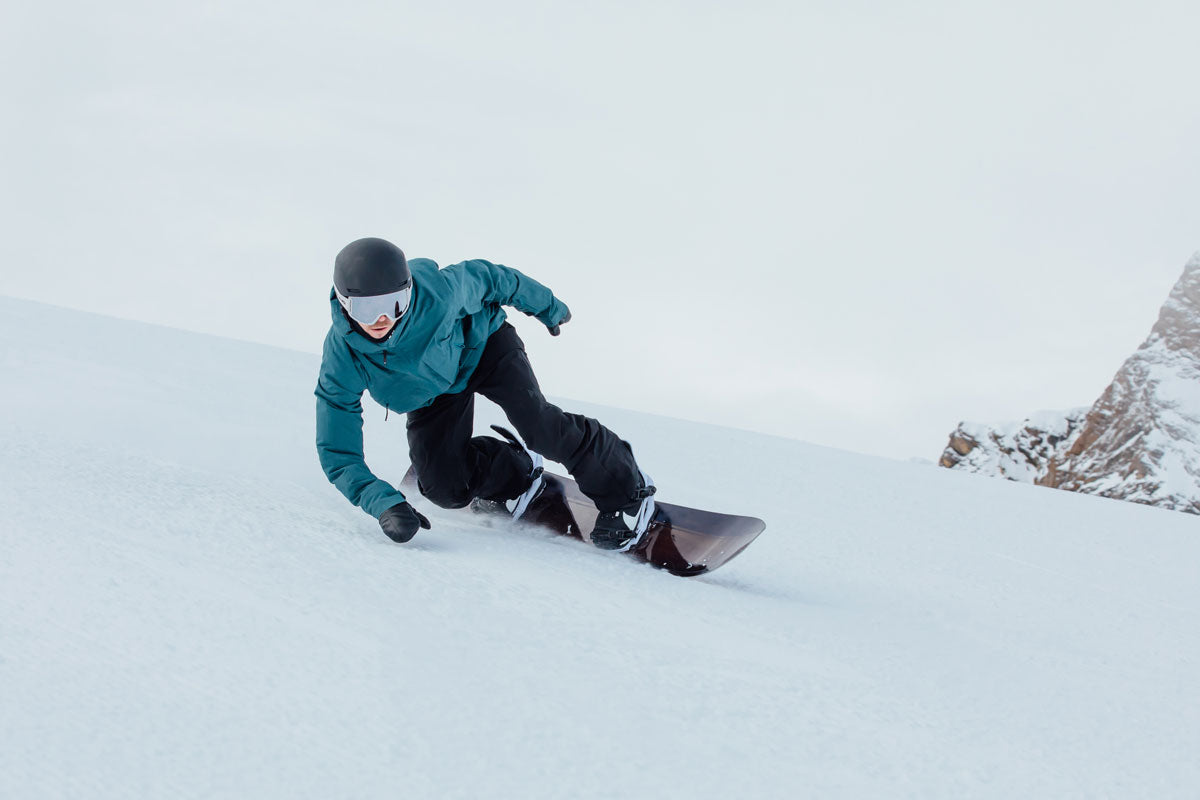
[400,466,765,577]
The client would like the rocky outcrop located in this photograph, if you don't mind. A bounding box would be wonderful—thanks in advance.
[940,252,1200,515]
[1044,253,1200,513]
[939,410,1088,484]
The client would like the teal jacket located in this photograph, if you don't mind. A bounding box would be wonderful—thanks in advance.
[315,258,571,518]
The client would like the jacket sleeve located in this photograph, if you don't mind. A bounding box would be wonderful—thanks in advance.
[452,259,571,328]
[314,333,407,518]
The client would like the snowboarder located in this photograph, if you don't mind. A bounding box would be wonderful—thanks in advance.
[315,237,656,550]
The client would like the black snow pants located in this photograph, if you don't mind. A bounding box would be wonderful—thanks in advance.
[406,322,642,513]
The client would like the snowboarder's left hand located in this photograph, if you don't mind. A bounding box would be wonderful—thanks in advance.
[548,309,572,337]
[379,502,431,543]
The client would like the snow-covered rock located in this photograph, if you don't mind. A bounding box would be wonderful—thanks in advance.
[1050,252,1200,513]
[940,252,1200,515]
[938,409,1088,483]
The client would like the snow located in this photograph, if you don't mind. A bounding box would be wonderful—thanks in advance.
[3,295,1200,798]
[962,409,1082,443]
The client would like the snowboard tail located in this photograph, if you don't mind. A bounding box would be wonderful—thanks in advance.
[401,467,764,577]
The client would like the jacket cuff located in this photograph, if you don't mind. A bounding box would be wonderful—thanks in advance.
[535,298,569,328]
[363,490,408,519]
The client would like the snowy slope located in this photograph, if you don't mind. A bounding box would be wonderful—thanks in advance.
[2,296,1199,799]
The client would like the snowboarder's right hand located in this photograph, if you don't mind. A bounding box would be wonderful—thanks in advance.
[379,502,431,543]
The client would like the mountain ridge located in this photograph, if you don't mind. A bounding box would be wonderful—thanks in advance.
[940,252,1200,515]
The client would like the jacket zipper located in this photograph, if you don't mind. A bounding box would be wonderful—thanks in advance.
[383,351,389,420]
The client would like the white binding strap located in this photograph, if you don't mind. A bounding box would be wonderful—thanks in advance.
[615,469,656,553]
[509,451,545,522]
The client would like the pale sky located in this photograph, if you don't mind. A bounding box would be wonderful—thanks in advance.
[2,0,1197,460]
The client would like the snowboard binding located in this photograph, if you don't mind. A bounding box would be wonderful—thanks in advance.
[489,425,545,522]
[590,470,657,552]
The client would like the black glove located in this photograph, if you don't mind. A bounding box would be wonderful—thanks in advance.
[378,502,431,543]
[548,310,572,337]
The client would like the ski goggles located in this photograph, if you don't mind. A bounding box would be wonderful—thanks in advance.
[336,285,412,326]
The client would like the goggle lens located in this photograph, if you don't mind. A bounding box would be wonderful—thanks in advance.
[337,286,412,326]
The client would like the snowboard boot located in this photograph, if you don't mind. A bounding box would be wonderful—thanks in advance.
[490,425,545,522]
[590,470,657,552]
[468,496,510,518]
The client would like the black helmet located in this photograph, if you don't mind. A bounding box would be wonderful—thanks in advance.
[333,237,411,297]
